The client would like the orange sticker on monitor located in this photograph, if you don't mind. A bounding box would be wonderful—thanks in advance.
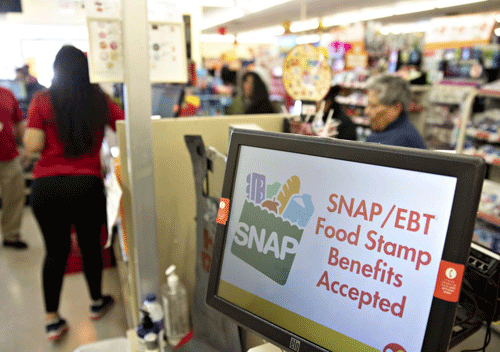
[433,260,465,302]
[216,198,230,225]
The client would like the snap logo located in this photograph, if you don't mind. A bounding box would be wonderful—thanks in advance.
[231,173,315,285]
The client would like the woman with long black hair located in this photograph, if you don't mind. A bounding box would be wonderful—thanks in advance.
[24,45,124,341]
[242,70,276,114]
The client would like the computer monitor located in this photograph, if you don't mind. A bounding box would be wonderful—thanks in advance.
[151,83,184,118]
[207,130,486,352]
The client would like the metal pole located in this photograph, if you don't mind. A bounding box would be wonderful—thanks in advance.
[122,0,159,305]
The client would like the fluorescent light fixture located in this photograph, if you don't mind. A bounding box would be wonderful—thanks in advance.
[321,0,489,28]
[495,27,500,36]
[296,34,320,44]
[436,0,487,8]
[201,7,245,30]
[290,18,319,33]
[237,26,284,43]
[200,34,236,42]
[380,20,430,34]
[392,1,435,15]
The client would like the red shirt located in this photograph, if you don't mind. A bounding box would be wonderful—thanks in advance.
[0,87,24,161]
[27,91,124,178]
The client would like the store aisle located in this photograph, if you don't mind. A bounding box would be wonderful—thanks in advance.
[0,207,127,352]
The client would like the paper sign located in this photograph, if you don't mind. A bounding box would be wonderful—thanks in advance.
[150,23,188,83]
[84,0,122,19]
[433,260,464,302]
[88,20,124,82]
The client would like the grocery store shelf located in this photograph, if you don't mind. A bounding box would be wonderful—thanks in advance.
[335,96,367,106]
[466,129,500,143]
[477,211,500,227]
[477,89,500,99]
[338,82,367,89]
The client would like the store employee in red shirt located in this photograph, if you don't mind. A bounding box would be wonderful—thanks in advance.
[0,86,28,249]
[24,46,124,341]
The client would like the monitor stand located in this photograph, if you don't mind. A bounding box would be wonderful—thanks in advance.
[248,343,285,352]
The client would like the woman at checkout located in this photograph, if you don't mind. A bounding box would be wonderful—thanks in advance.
[364,74,426,149]
[228,69,276,115]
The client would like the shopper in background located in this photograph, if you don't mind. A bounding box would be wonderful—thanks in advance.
[0,86,28,250]
[364,74,426,149]
[319,85,357,141]
[242,69,276,114]
[24,45,124,341]
[15,64,45,114]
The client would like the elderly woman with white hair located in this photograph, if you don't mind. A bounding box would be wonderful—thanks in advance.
[364,74,426,149]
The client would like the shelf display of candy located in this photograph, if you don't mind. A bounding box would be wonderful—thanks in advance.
[473,219,500,255]
[422,104,460,149]
[335,93,368,106]
[476,180,500,227]
[466,109,500,143]
[331,69,369,88]
[462,142,500,166]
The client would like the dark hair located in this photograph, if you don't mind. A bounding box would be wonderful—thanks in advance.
[242,71,275,114]
[221,66,237,86]
[49,45,108,158]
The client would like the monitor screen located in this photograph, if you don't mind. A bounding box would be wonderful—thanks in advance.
[207,130,486,352]
[151,83,184,117]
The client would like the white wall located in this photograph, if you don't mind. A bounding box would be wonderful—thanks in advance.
[0,1,203,83]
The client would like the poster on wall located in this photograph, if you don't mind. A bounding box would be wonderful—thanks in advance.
[88,20,124,82]
[425,12,497,50]
[84,0,122,19]
[150,23,188,83]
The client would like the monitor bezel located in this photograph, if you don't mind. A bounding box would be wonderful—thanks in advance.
[207,130,486,352]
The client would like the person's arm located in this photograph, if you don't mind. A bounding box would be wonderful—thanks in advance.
[23,128,45,154]
[24,93,46,155]
[14,120,25,141]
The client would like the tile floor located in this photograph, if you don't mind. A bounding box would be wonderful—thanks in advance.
[1,207,500,352]
[0,207,127,352]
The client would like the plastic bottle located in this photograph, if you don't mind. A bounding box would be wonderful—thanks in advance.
[136,310,157,352]
[143,293,164,333]
[145,332,159,352]
[161,265,190,347]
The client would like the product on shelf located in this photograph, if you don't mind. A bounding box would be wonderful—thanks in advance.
[473,219,500,255]
[466,109,500,142]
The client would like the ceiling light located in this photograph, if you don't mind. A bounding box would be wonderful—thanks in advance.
[495,28,500,37]
[392,1,435,15]
[496,14,500,23]
[201,8,245,30]
[199,34,236,43]
[290,18,319,33]
[237,26,284,43]
[296,34,320,45]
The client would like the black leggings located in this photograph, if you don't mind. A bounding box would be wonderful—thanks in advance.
[31,175,106,313]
